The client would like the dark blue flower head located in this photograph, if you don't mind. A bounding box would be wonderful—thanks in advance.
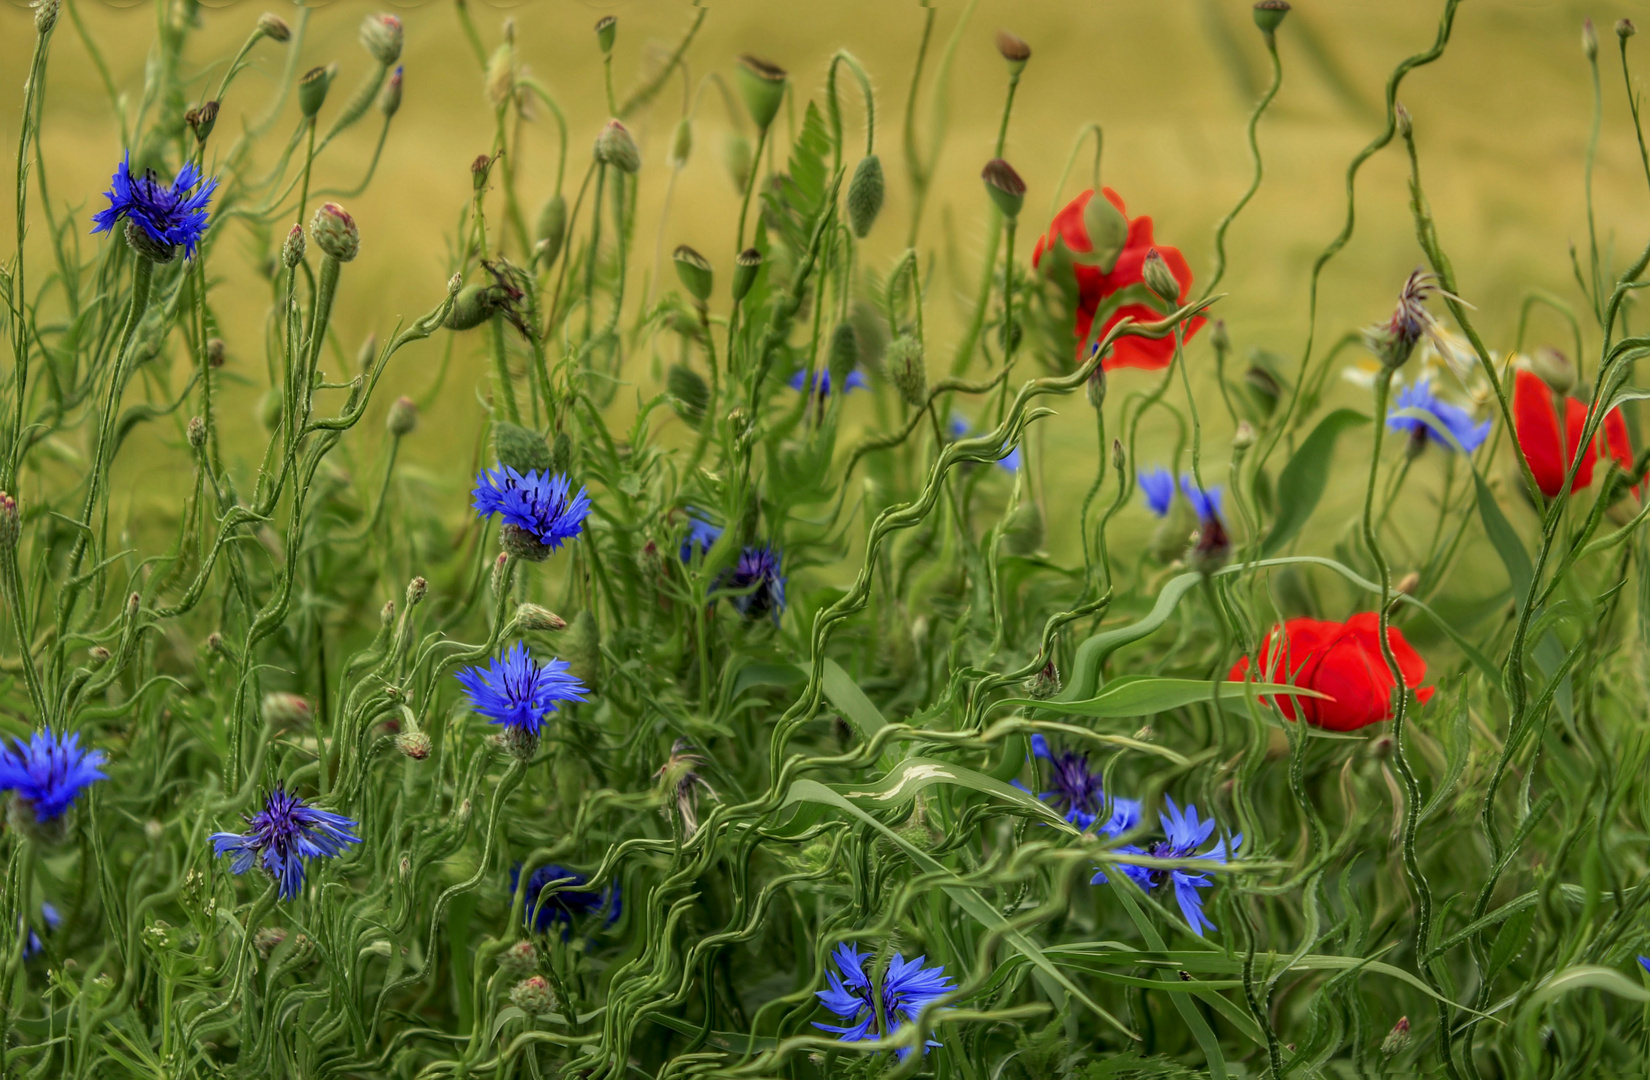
[1641,956,1650,976]
[1138,467,1174,517]
[456,642,587,737]
[0,729,107,822]
[20,903,59,960]
[510,863,620,935]
[1092,796,1239,937]
[726,544,786,622]
[472,465,592,552]
[679,514,723,563]
[1387,378,1490,453]
[90,150,217,259]
[789,369,868,396]
[814,942,957,1059]
[1180,474,1223,523]
[209,787,362,901]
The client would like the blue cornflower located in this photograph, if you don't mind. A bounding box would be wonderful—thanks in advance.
[0,729,107,822]
[726,544,786,622]
[1640,956,1650,976]
[789,369,868,396]
[456,642,587,738]
[510,863,620,935]
[472,465,592,553]
[90,150,217,259]
[1387,378,1490,453]
[20,903,60,960]
[1180,474,1223,522]
[1020,735,1140,835]
[814,942,957,1059]
[1092,796,1239,937]
[1138,467,1175,517]
[209,787,362,901]
[948,415,1021,473]
[679,514,723,562]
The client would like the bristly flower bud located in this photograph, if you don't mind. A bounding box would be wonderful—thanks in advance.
[380,65,403,119]
[406,575,428,607]
[516,603,567,631]
[1252,1,1290,36]
[187,416,207,450]
[360,13,403,66]
[1381,1016,1411,1057]
[357,332,378,372]
[595,15,616,54]
[395,729,431,759]
[261,692,312,729]
[1142,248,1180,306]
[257,12,290,43]
[387,396,418,437]
[510,975,558,1017]
[594,120,641,174]
[282,223,305,268]
[310,203,359,262]
[994,30,1030,74]
[732,247,763,303]
[0,492,19,550]
[124,218,176,264]
[500,940,538,975]
[1619,19,1637,40]
[1023,659,1060,700]
[735,55,787,131]
[1211,318,1231,356]
[207,337,226,368]
[672,245,714,306]
[500,524,552,562]
[185,100,220,144]
[980,158,1026,219]
[847,155,885,237]
[490,552,510,597]
[33,0,59,34]
[886,334,927,408]
[298,65,335,119]
[1583,18,1599,61]
[669,117,693,168]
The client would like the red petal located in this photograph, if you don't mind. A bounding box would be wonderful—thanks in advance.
[1563,396,1597,493]
[1512,369,1566,498]
[1604,408,1639,497]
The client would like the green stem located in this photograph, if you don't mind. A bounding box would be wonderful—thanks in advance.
[491,314,521,423]
[1203,29,1283,298]
[734,125,770,254]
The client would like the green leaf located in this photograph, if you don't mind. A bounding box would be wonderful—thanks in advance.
[1472,470,1532,605]
[809,657,888,738]
[1485,904,1537,985]
[1006,677,1326,720]
[1262,409,1370,555]
[831,756,1078,832]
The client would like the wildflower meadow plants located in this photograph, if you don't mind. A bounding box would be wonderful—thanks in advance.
[11,0,1650,1076]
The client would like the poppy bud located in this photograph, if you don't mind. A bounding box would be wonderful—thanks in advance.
[845,155,886,238]
[516,603,567,631]
[395,730,431,760]
[981,158,1026,219]
[668,364,709,427]
[722,133,753,192]
[1381,1016,1411,1057]
[282,222,305,268]
[360,13,403,66]
[1252,1,1290,36]
[380,65,403,119]
[298,65,335,119]
[828,323,859,388]
[1076,193,1129,274]
[1142,248,1180,306]
[1233,420,1256,451]
[1245,363,1282,415]
[207,337,226,368]
[994,30,1030,75]
[186,100,219,143]
[387,396,418,437]
[535,193,567,267]
[257,12,290,42]
[1087,365,1107,409]
[0,492,21,551]
[732,247,762,303]
[1583,18,1599,61]
[261,692,311,728]
[510,975,557,1017]
[673,245,714,306]
[1527,346,1575,396]
[886,334,927,408]
[486,43,514,108]
[1619,19,1637,39]
[735,55,787,131]
[187,416,207,450]
[595,15,616,54]
[594,120,641,174]
[310,203,359,262]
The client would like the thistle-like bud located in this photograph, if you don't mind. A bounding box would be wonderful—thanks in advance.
[735,55,787,131]
[490,552,510,597]
[298,65,335,119]
[732,248,762,303]
[1252,1,1290,36]
[395,730,431,760]
[257,12,290,42]
[980,158,1026,219]
[722,133,753,192]
[406,575,428,607]
[1233,420,1256,452]
[886,334,927,408]
[486,43,514,108]
[1211,318,1231,356]
[310,203,359,262]
[380,65,403,119]
[1381,1016,1411,1058]
[669,117,693,168]
[33,0,59,34]
[261,692,312,728]
[516,603,567,631]
[1584,18,1599,61]
[381,599,396,628]
[847,155,885,237]
[594,120,641,173]
[0,492,19,550]
[994,30,1030,74]
[595,15,616,54]
[534,193,568,267]
[1023,659,1060,700]
[1619,19,1637,40]
[510,975,558,1017]
[1086,364,1107,409]
[1141,248,1180,306]
[207,338,226,369]
[185,100,220,143]
[387,396,418,437]
[500,940,538,975]
[187,416,207,450]
[672,245,714,306]
[88,645,112,667]
[282,223,305,268]
[360,13,403,66]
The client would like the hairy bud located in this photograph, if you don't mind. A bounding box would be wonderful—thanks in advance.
[386,396,418,437]
[847,155,885,237]
[510,975,557,1017]
[405,575,428,607]
[994,30,1030,73]
[33,0,59,34]
[981,158,1026,219]
[0,492,19,550]
[1583,18,1599,61]
[594,120,641,174]
[187,416,208,450]
[310,203,359,262]
[395,730,431,760]
[1141,248,1180,306]
[886,334,927,408]
[282,223,305,268]
[516,603,567,632]
[500,939,538,975]
[1619,19,1637,40]
[261,692,312,729]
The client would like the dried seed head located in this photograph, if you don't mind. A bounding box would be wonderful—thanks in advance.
[594,120,641,174]
[980,158,1026,219]
[732,247,763,303]
[261,692,312,728]
[1364,270,1449,370]
[994,29,1031,67]
[395,730,431,760]
[510,975,557,1017]
[595,15,616,54]
[187,416,208,450]
[387,396,418,437]
[360,13,403,66]
[282,223,305,268]
[886,334,927,408]
[207,338,226,368]
[735,55,787,131]
[257,12,290,42]
[309,203,359,262]
[516,603,567,631]
[1583,18,1599,61]
[847,155,886,238]
[298,64,335,119]
[1252,1,1291,35]
[380,65,403,119]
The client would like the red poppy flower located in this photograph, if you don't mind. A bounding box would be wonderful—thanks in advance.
[1227,613,1435,732]
[1603,403,1640,499]
[1512,368,1597,498]
[1030,188,1205,371]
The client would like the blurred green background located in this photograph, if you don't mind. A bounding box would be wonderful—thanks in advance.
[2,0,1643,578]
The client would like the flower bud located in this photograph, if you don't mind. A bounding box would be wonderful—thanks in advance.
[357,333,378,372]
[88,645,112,667]
[254,927,287,957]
[994,30,1030,74]
[187,416,207,450]
[847,155,885,237]
[534,193,567,266]
[206,337,226,369]
[669,117,693,168]
[1584,18,1599,61]
[34,0,58,34]
[406,575,428,607]
[0,492,19,550]
[722,133,753,192]
[298,65,335,119]
[261,692,312,728]
[886,334,927,408]
[595,15,616,54]
[1075,193,1129,274]
[310,203,359,262]
[486,43,514,108]
[490,552,510,597]
[828,322,859,389]
[668,365,708,427]
[257,12,290,42]
[672,245,714,306]
[1528,346,1575,396]
[1141,248,1180,306]
[1252,1,1290,36]
[1211,318,1231,356]
[395,730,431,760]
[500,940,538,975]
[1086,365,1107,409]
[1381,1016,1411,1058]
[732,247,763,303]
[594,120,641,174]
[360,13,403,66]
[1111,438,1126,472]
[185,100,220,144]
[1394,571,1421,596]
[380,65,403,119]
[282,223,305,268]
[735,55,787,131]
[516,603,567,631]
[1023,659,1060,700]
[1233,420,1256,451]
[258,388,283,431]
[1394,102,1412,139]
[980,158,1026,219]
[471,152,495,192]
[386,396,418,437]
[510,975,558,1017]
[1619,19,1637,40]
